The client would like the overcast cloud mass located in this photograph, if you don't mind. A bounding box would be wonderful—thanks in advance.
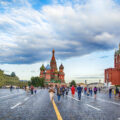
[0,0,120,64]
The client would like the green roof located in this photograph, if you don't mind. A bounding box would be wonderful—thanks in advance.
[40,64,45,71]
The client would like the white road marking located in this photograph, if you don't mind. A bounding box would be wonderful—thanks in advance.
[0,93,24,99]
[24,97,29,101]
[68,95,101,111]
[68,95,80,101]
[97,98,120,106]
[118,118,120,120]
[82,94,120,106]
[86,104,101,111]
[11,102,22,109]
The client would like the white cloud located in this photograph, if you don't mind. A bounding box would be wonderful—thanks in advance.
[0,0,120,64]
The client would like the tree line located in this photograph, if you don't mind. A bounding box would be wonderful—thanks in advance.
[28,77,45,87]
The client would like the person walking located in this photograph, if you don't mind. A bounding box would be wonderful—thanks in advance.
[77,85,82,100]
[90,87,93,96]
[94,87,97,99]
[99,88,101,93]
[57,85,61,103]
[10,85,13,92]
[49,85,55,101]
[84,87,87,95]
[109,88,112,98]
[61,86,65,97]
[116,87,119,97]
[26,86,29,93]
[87,88,90,96]
[34,88,37,94]
[119,91,120,98]
[30,85,34,95]
[71,85,76,98]
[114,89,116,97]
[65,87,69,97]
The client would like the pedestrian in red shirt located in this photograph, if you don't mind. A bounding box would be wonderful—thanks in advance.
[71,85,75,98]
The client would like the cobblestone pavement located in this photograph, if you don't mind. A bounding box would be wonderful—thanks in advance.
[0,89,120,120]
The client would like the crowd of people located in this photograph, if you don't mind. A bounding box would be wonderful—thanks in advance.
[48,85,103,103]
[70,85,98,99]
[9,84,120,101]
[109,87,120,98]
[49,85,69,102]
[24,85,37,95]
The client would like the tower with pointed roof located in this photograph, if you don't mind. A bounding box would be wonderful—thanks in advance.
[115,44,120,68]
[45,64,51,82]
[40,64,45,78]
[50,49,58,80]
[59,64,65,83]
[105,44,120,85]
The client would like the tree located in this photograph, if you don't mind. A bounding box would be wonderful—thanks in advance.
[70,80,76,87]
[11,72,16,77]
[28,81,31,86]
[30,77,45,87]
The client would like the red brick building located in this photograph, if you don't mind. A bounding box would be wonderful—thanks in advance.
[105,44,120,85]
[40,49,65,83]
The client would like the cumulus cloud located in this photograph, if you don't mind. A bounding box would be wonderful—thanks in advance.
[0,0,120,64]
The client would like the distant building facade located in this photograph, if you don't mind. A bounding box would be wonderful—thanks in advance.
[105,44,120,85]
[40,49,65,83]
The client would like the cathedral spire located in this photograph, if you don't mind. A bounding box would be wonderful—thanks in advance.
[52,49,55,55]
[50,49,57,71]
[51,49,55,60]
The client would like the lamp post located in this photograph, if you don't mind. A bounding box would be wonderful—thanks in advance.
[85,80,87,85]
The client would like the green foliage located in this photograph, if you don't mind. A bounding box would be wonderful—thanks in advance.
[54,80,61,83]
[30,77,45,87]
[0,70,28,88]
[70,80,76,87]
[11,72,16,77]
[40,64,45,71]
[28,81,31,86]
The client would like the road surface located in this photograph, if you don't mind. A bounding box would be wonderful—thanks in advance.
[0,89,120,120]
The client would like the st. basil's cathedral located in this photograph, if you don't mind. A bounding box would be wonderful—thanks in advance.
[40,49,65,83]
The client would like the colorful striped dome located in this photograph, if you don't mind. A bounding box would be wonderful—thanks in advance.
[46,64,51,70]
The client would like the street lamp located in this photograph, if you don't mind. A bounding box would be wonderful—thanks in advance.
[85,80,87,85]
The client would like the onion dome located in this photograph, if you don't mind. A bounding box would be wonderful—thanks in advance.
[40,64,45,71]
[46,64,51,70]
[59,64,64,69]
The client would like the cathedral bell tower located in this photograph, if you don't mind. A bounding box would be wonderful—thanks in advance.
[50,49,57,79]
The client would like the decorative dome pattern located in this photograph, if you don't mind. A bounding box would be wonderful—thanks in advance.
[46,64,51,70]
[59,64,64,69]
[55,70,58,73]
[40,64,45,71]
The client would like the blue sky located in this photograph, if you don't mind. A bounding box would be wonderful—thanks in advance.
[0,0,120,83]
